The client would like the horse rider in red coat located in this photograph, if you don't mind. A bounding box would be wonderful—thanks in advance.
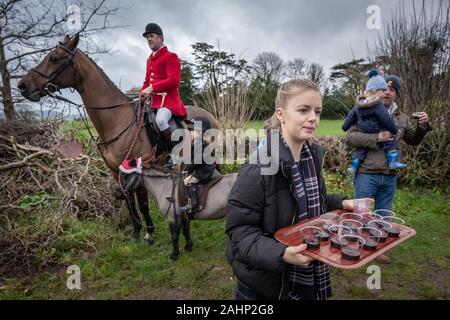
[140,23,187,155]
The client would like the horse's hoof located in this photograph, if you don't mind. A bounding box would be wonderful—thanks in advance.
[168,252,180,262]
[128,232,140,242]
[144,237,154,246]
[184,243,193,252]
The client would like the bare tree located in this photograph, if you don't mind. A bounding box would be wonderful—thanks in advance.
[191,42,254,129]
[252,52,284,84]
[305,62,326,88]
[0,0,125,120]
[285,58,306,80]
[194,83,257,130]
[370,0,449,187]
[248,52,284,119]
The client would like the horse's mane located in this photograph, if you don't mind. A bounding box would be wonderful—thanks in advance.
[78,50,131,101]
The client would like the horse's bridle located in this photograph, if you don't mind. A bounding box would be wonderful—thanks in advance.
[28,40,167,180]
[31,43,77,94]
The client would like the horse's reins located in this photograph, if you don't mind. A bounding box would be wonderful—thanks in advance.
[31,42,167,146]
[31,43,77,94]
[31,41,169,165]
[31,40,175,206]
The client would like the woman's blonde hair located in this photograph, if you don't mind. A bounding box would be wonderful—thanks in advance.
[264,79,321,131]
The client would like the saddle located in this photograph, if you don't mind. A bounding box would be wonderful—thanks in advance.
[178,173,223,214]
[143,106,188,152]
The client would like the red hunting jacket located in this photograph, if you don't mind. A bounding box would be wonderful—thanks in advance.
[141,46,186,117]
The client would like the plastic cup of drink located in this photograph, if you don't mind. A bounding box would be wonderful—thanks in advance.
[340,235,365,261]
[308,220,331,241]
[358,227,383,251]
[340,213,364,221]
[373,209,396,218]
[300,226,322,250]
[381,216,405,238]
[361,213,383,227]
[341,219,364,233]
[328,225,352,249]
[367,220,392,242]
[317,213,340,232]
[353,198,373,213]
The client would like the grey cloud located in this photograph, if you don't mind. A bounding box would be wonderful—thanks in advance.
[75,0,422,92]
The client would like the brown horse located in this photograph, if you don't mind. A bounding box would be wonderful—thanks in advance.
[18,34,218,244]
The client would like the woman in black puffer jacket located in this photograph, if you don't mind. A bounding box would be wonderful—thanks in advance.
[226,79,369,300]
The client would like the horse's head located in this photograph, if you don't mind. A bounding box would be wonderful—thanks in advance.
[118,171,143,194]
[18,34,80,101]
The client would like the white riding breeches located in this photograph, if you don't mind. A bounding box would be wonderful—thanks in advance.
[155,107,172,131]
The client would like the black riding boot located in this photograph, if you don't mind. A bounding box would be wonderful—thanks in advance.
[160,127,175,167]
[180,184,200,218]
[189,184,200,212]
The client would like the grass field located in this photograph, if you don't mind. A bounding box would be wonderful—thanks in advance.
[1,119,448,300]
[246,119,344,137]
[64,118,344,140]
[1,184,448,300]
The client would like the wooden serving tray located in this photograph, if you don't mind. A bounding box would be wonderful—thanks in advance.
[274,210,416,269]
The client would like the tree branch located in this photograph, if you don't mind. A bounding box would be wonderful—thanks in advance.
[6,47,52,64]
[0,150,53,171]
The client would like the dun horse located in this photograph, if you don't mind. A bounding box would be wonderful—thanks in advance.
[18,34,219,246]
[121,149,238,260]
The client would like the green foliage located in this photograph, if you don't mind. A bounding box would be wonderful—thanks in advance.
[19,192,56,211]
[329,58,373,98]
[322,93,353,120]
[179,59,197,105]
[63,120,97,146]
[219,163,241,175]
[249,76,279,119]
[190,42,250,91]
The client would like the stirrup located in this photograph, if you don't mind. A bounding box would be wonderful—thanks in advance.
[180,205,194,220]
[164,159,174,168]
[180,204,192,213]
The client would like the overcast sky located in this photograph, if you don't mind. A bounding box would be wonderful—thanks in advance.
[7,0,427,115]
[89,0,419,92]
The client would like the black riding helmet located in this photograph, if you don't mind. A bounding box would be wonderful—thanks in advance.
[187,116,212,131]
[142,23,163,37]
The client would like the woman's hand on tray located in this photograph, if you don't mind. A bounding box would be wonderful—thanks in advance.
[282,244,316,268]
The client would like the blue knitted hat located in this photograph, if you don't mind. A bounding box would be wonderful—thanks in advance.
[365,69,388,92]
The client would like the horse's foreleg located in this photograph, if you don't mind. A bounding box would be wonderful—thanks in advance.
[181,215,193,252]
[125,193,141,241]
[136,188,154,245]
[168,221,181,261]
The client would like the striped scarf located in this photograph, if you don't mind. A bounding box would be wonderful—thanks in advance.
[283,139,332,300]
